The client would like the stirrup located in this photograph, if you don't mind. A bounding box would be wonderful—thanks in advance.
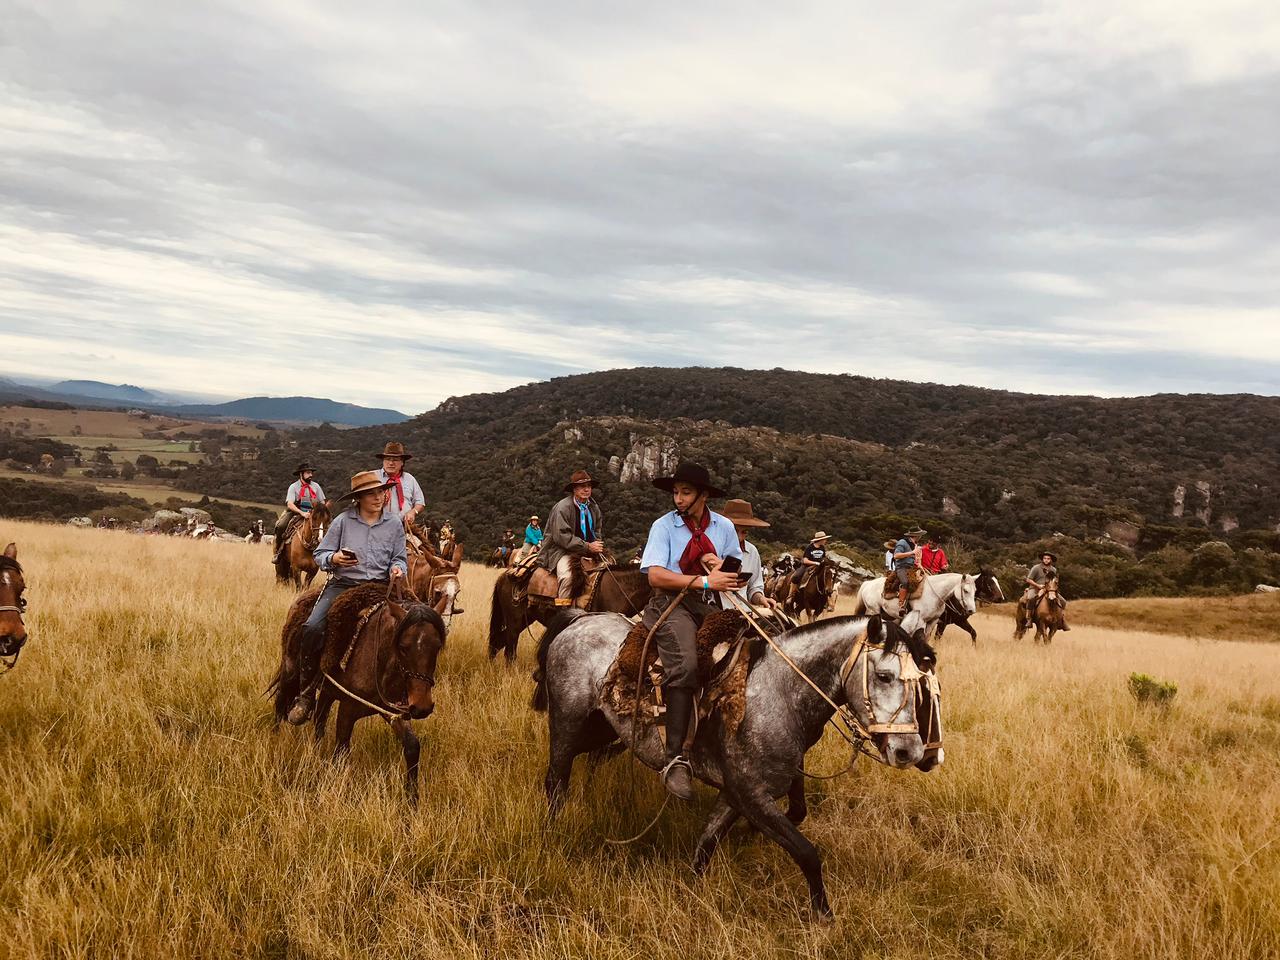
[286,690,315,726]
[554,598,573,607]
[661,756,694,801]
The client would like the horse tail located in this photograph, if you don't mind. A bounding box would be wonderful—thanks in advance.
[487,574,507,656]
[531,609,585,712]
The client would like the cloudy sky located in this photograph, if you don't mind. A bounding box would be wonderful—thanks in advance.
[2,1,1278,413]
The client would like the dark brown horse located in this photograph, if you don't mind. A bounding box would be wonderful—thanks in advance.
[0,543,28,674]
[277,501,331,590]
[934,569,1005,644]
[268,583,450,803]
[487,563,651,664]
[784,560,838,623]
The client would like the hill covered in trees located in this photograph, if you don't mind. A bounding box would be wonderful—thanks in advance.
[177,367,1280,597]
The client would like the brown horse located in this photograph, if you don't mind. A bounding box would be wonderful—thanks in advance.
[1015,578,1064,644]
[268,583,450,803]
[783,560,838,623]
[408,537,463,617]
[0,543,28,674]
[278,501,331,589]
[487,563,652,664]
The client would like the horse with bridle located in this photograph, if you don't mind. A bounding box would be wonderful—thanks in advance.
[533,610,941,918]
[268,583,451,804]
[0,543,29,675]
[245,519,265,544]
[277,501,331,590]
[487,560,652,665]
[1015,577,1064,644]
[408,535,463,619]
[933,570,1005,644]
[784,558,838,623]
[851,571,978,640]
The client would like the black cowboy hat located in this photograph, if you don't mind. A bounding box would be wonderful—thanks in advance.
[653,462,727,499]
[562,469,600,494]
[294,461,315,476]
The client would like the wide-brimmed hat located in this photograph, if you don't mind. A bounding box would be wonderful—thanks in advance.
[721,498,770,528]
[905,527,927,538]
[883,539,897,550]
[294,461,314,476]
[562,469,600,494]
[811,531,832,542]
[375,441,413,462]
[336,470,394,503]
[529,514,540,521]
[653,462,726,499]
[1040,551,1058,563]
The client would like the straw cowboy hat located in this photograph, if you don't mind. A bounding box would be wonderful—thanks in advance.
[653,462,727,499]
[721,498,770,528]
[375,441,413,461]
[810,531,832,543]
[335,470,394,503]
[562,469,600,494]
[294,461,315,476]
[905,526,927,538]
[529,514,540,521]
[883,539,897,550]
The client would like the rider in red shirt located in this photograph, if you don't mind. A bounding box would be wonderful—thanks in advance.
[920,535,949,575]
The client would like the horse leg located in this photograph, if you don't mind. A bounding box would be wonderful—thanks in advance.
[544,699,594,816]
[313,686,335,742]
[785,776,808,825]
[692,794,742,875]
[332,701,358,762]
[734,789,830,917]
[390,717,421,806]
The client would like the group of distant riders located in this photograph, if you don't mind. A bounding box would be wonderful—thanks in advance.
[268,443,1068,799]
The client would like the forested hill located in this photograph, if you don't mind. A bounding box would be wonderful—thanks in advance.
[179,367,1280,595]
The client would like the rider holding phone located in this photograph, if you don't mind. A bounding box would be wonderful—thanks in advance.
[638,462,743,802]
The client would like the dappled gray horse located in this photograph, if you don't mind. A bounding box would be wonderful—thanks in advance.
[533,611,941,917]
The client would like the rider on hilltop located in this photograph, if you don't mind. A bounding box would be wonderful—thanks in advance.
[272,461,324,564]
[538,470,605,606]
[638,462,743,801]
[1018,551,1070,631]
[287,470,407,724]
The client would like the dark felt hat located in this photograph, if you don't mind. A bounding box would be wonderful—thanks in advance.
[294,461,314,476]
[562,469,600,494]
[653,462,727,499]
[376,441,413,461]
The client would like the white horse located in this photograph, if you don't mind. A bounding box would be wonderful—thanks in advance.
[851,572,977,637]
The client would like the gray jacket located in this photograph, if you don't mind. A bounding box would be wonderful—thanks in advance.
[538,495,603,573]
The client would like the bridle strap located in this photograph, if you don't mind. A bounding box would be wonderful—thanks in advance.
[0,606,22,614]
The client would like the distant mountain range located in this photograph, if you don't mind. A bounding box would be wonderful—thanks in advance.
[0,378,407,427]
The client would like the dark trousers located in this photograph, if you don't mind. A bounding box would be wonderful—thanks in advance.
[641,589,717,691]
[300,577,376,660]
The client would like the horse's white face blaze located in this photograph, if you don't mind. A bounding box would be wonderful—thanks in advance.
[847,637,926,769]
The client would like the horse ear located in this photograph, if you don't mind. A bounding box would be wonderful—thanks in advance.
[387,600,407,621]
[3,543,15,560]
[432,594,451,617]
[866,613,882,639]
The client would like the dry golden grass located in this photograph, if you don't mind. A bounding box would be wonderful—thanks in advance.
[1060,593,1280,644]
[0,405,265,440]
[3,519,1279,958]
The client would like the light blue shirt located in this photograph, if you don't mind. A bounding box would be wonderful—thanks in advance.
[314,508,409,581]
[640,510,742,576]
[377,467,425,521]
[285,479,324,510]
[894,537,917,572]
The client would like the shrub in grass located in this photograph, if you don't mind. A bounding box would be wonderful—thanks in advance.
[1129,672,1178,706]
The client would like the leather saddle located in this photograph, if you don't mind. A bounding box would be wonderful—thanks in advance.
[524,558,611,608]
[884,567,925,600]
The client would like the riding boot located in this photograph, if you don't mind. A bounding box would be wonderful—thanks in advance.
[661,687,695,801]
[287,628,324,725]
[897,587,909,617]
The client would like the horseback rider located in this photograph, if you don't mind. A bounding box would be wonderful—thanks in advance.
[1018,551,1070,631]
[786,531,831,606]
[921,534,949,574]
[374,442,425,535]
[498,528,516,563]
[891,527,927,615]
[287,470,408,724]
[539,469,605,606]
[721,498,777,609]
[883,540,896,574]
[272,462,325,564]
[519,514,544,561]
[638,462,743,801]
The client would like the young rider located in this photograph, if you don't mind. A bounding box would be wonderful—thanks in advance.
[287,470,408,724]
[1019,551,1070,631]
[788,531,831,606]
[539,470,605,605]
[639,462,743,801]
[891,527,927,615]
[519,514,544,561]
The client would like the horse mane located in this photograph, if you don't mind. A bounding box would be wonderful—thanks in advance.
[0,555,22,576]
[782,614,936,671]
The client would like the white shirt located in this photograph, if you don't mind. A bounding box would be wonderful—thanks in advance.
[732,538,766,606]
[377,467,425,520]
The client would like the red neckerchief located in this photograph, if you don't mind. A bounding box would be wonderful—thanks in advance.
[299,480,317,501]
[387,472,404,510]
[678,509,717,576]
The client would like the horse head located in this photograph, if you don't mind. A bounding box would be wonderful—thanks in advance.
[386,594,449,720]
[955,573,978,615]
[845,615,939,770]
[975,569,1005,604]
[0,544,28,664]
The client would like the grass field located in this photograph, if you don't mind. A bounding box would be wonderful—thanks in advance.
[0,405,264,441]
[0,466,279,513]
[2,520,1279,958]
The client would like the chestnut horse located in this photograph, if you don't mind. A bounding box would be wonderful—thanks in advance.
[784,560,838,623]
[278,501,331,590]
[409,536,463,618]
[1015,577,1064,645]
[0,543,28,674]
[268,583,450,803]
[487,563,652,665]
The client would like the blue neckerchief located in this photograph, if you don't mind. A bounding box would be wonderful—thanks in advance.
[577,501,595,541]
